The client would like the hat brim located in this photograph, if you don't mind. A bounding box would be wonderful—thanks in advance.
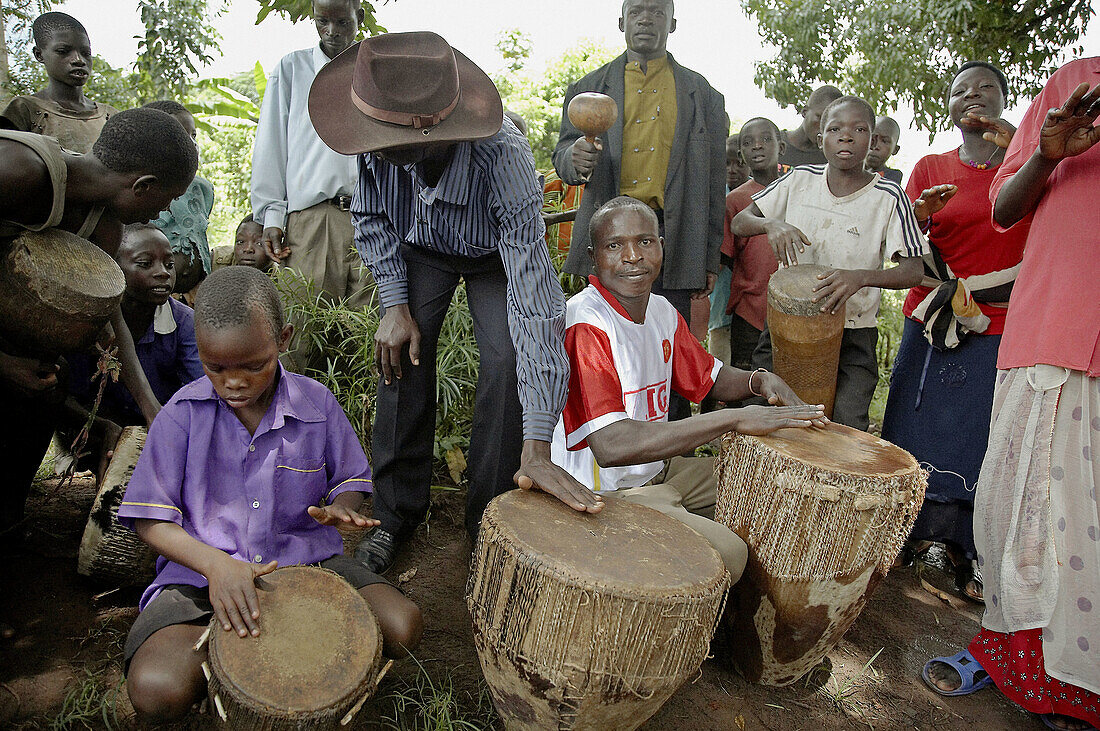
[309,41,504,156]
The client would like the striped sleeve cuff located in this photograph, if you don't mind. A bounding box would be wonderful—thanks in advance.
[376,279,409,309]
[117,501,184,531]
[522,411,559,443]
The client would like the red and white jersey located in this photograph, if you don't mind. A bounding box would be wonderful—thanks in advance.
[551,277,721,492]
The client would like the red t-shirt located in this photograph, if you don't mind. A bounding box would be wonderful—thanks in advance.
[721,179,778,330]
[902,150,1029,335]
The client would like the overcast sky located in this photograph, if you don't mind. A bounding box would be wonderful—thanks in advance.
[40,0,1100,173]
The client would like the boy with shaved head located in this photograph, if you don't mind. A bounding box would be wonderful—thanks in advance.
[778,84,843,168]
[865,116,904,183]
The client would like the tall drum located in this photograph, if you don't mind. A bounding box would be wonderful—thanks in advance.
[767,264,844,418]
[78,426,157,584]
[714,423,926,685]
[467,490,730,730]
[0,228,124,356]
[204,566,384,730]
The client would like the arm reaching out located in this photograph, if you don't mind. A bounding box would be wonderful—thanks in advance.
[731,202,812,266]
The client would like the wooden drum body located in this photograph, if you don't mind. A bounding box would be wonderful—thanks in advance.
[205,566,383,730]
[0,229,124,356]
[467,490,730,730]
[714,423,926,685]
[78,427,158,584]
[767,264,844,418]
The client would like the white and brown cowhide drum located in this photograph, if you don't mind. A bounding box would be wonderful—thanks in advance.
[467,489,730,730]
[714,423,926,685]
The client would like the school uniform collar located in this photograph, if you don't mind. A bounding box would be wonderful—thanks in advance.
[179,364,327,426]
[135,301,178,345]
[405,141,472,206]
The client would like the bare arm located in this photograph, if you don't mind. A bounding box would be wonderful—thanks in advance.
[993,81,1100,228]
[108,307,161,425]
[586,399,824,467]
[134,519,277,637]
[731,202,812,266]
[812,256,923,316]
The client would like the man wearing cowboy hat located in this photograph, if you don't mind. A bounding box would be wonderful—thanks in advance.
[309,31,603,572]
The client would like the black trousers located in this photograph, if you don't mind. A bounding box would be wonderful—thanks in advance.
[0,383,61,539]
[751,323,879,430]
[370,245,524,540]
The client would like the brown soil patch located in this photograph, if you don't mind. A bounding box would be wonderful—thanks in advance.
[1,479,1042,729]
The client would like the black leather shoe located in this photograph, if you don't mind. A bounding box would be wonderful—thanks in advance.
[354,528,399,574]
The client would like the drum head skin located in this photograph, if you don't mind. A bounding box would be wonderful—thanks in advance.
[488,489,724,592]
[756,422,916,476]
[767,264,835,317]
[210,566,380,713]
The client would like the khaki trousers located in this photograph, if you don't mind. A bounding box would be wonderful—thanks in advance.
[613,456,747,581]
[282,202,375,372]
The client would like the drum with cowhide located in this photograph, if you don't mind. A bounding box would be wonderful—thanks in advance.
[714,423,926,685]
[0,228,124,356]
[202,566,387,730]
[766,264,844,418]
[467,489,730,730]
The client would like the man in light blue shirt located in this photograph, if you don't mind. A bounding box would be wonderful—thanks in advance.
[309,31,603,572]
[250,0,373,326]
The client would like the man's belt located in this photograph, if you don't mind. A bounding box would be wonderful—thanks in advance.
[329,194,353,211]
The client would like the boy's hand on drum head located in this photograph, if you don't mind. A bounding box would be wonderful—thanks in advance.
[762,221,811,266]
[307,504,379,529]
[514,439,604,514]
[207,555,278,638]
[812,268,864,315]
[756,373,830,427]
[912,184,958,222]
[733,404,826,436]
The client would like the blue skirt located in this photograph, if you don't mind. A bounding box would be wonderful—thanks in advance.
[881,318,1000,555]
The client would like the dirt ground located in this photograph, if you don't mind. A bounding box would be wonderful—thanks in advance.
[0,476,1045,730]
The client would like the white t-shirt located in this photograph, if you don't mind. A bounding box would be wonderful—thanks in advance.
[551,278,721,492]
[752,165,928,328]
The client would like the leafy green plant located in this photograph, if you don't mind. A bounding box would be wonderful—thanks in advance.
[869,289,904,432]
[47,669,124,731]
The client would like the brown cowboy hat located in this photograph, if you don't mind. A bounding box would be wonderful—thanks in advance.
[309,31,503,155]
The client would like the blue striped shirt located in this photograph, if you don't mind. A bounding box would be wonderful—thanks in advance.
[350,121,568,442]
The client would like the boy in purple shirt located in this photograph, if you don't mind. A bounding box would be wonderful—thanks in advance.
[119,267,422,724]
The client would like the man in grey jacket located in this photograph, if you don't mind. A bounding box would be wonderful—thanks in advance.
[553,0,726,326]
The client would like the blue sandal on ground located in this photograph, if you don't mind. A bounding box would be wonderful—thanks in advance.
[921,649,993,696]
[1039,713,1099,731]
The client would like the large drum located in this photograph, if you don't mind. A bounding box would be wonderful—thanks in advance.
[78,427,157,584]
[467,490,730,730]
[204,566,384,730]
[767,264,844,418]
[0,228,124,356]
[714,423,926,686]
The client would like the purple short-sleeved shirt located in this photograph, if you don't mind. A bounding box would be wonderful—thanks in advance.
[118,367,373,609]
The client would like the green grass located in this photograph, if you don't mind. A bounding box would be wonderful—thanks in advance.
[376,656,498,731]
[46,669,124,731]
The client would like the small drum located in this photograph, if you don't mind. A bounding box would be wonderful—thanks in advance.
[0,228,124,356]
[767,264,844,418]
[203,566,385,729]
[467,490,730,730]
[78,427,158,584]
[714,423,926,686]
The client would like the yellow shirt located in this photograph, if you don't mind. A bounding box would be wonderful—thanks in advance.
[620,56,677,209]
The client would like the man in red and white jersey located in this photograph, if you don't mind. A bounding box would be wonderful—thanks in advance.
[551,196,826,579]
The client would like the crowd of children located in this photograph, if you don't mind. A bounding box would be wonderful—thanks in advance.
[0,4,1097,730]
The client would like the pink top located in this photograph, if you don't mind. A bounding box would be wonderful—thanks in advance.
[903,150,1029,335]
[990,57,1100,376]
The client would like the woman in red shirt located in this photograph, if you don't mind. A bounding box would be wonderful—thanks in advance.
[882,62,1028,601]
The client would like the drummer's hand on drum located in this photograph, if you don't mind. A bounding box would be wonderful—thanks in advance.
[734,404,827,435]
[375,304,420,385]
[307,503,378,529]
[513,439,604,513]
[208,554,279,638]
[912,184,958,222]
[812,268,864,315]
[755,372,830,426]
[762,220,812,266]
